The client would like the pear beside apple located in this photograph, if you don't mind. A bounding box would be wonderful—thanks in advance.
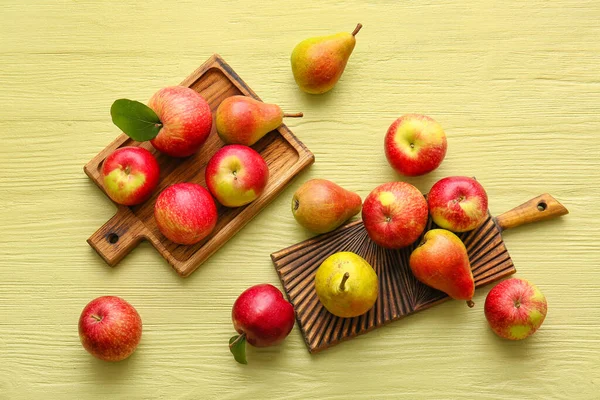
[315,251,378,318]
[291,23,362,94]
[216,96,303,146]
[409,229,475,307]
[292,179,362,234]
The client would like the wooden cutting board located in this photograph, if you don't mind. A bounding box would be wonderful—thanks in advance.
[85,54,314,277]
[271,194,568,353]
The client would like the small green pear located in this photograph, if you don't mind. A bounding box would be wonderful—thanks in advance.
[291,23,362,94]
[216,96,303,146]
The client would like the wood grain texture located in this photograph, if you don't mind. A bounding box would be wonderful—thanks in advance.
[1,0,599,399]
[84,55,314,277]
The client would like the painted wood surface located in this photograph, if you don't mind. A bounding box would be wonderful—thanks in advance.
[1,1,599,399]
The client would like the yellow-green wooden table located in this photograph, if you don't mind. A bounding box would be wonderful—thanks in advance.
[1,1,599,399]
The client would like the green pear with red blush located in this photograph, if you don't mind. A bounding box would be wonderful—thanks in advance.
[292,179,362,234]
[409,229,475,307]
[216,96,302,146]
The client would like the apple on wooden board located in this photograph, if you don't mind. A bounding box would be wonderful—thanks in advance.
[205,144,269,208]
[428,176,488,232]
[384,114,447,176]
[362,181,428,249]
[484,278,548,340]
[229,284,295,364]
[101,146,160,206]
[78,296,142,362]
[409,229,475,307]
[154,182,218,245]
[111,86,212,158]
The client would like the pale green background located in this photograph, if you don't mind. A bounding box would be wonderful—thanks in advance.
[1,1,599,399]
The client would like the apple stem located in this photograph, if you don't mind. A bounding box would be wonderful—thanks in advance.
[352,23,363,36]
[229,332,246,349]
[340,272,350,291]
[283,112,303,118]
[466,300,475,308]
[91,314,103,322]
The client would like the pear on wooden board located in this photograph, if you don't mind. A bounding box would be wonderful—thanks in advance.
[291,23,362,94]
[409,229,476,307]
[216,96,303,146]
[292,179,362,234]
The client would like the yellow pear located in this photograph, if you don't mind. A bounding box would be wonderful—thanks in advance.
[314,251,378,318]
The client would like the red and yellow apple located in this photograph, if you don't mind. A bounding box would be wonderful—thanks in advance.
[362,182,428,248]
[484,278,548,340]
[229,284,295,364]
[154,182,218,245]
[148,86,213,157]
[409,229,475,307]
[428,176,488,232]
[78,296,142,362]
[101,146,160,206]
[205,145,269,208]
[384,114,447,176]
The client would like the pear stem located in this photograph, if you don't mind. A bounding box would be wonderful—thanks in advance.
[283,112,303,118]
[339,272,350,291]
[352,23,363,36]
[466,300,475,308]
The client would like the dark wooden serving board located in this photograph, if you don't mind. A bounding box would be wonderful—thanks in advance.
[271,194,568,353]
[85,54,314,277]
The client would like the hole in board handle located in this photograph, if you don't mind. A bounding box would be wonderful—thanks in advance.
[537,202,547,212]
[107,233,119,244]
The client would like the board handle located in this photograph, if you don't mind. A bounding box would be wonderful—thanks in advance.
[495,193,568,231]
[87,207,146,266]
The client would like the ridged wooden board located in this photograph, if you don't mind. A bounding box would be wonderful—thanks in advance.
[84,54,314,277]
[272,194,568,353]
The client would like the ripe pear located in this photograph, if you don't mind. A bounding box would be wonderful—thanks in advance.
[409,229,475,307]
[291,23,362,94]
[292,179,362,234]
[315,252,378,318]
[216,96,303,146]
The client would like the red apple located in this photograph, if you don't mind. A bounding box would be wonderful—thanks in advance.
[484,278,548,340]
[148,86,212,157]
[229,284,295,364]
[384,114,447,176]
[428,176,488,232]
[78,296,142,362]
[101,146,160,206]
[205,145,269,207]
[154,183,218,245]
[362,182,428,248]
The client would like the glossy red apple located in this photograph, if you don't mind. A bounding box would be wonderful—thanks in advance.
[362,182,428,248]
[485,278,548,340]
[148,86,212,157]
[205,145,269,207]
[229,284,295,364]
[384,114,447,176]
[78,296,142,362]
[428,176,488,232]
[101,146,160,206]
[154,183,218,245]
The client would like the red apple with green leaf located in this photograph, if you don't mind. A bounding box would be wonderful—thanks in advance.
[362,181,428,248]
[111,86,212,158]
[205,145,269,207]
[154,183,218,245]
[428,176,488,232]
[384,114,447,176]
[229,284,295,364]
[78,296,142,362]
[484,278,548,340]
[101,146,160,206]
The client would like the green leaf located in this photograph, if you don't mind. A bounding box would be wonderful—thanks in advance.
[110,99,163,142]
[229,334,247,365]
